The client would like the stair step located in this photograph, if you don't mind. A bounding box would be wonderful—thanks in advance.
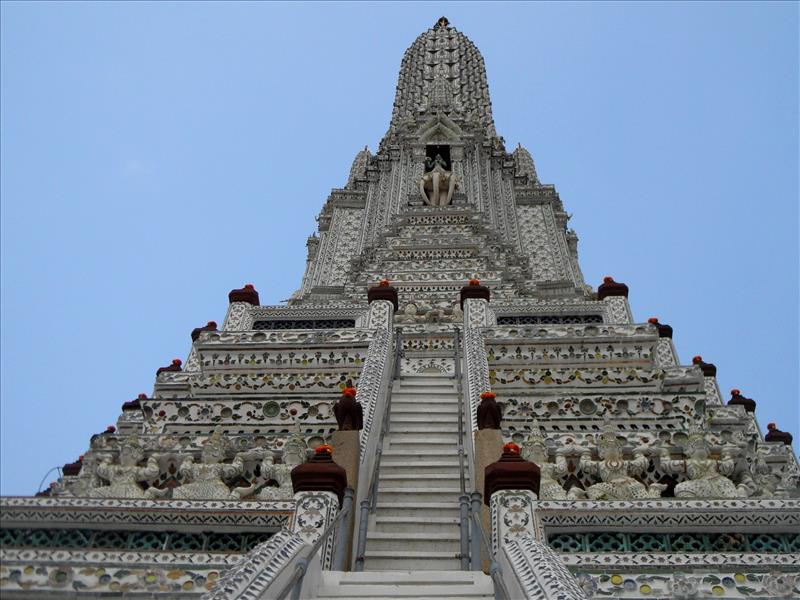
[388,434,459,444]
[373,516,461,534]
[391,405,459,414]
[366,531,460,552]
[322,570,488,584]
[396,375,455,381]
[392,424,460,433]
[381,463,462,475]
[375,502,460,518]
[378,473,466,489]
[394,389,458,397]
[379,487,462,503]
[392,388,458,394]
[317,596,490,599]
[387,443,459,454]
[382,449,461,460]
[389,415,459,424]
[362,551,462,571]
[318,582,490,598]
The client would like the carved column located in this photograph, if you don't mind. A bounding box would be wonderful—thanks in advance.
[485,445,541,553]
[693,355,723,406]
[291,491,340,569]
[366,299,394,330]
[291,448,348,570]
[485,448,587,600]
[604,296,633,324]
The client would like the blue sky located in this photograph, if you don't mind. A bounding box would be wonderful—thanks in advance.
[1,2,797,495]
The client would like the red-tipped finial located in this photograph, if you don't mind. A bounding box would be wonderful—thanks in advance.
[503,442,520,454]
[315,444,334,455]
[171,358,182,367]
[138,393,147,400]
[480,391,496,400]
[106,425,116,433]
[207,320,217,327]
[342,386,357,398]
[244,283,254,290]
[378,279,390,287]
[603,276,615,283]
[731,389,741,396]
[648,317,659,324]
[692,355,703,363]
[768,423,777,430]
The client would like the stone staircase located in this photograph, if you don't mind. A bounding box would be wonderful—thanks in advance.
[313,374,494,599]
[364,373,467,571]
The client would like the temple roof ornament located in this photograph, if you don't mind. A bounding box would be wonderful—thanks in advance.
[387,18,496,138]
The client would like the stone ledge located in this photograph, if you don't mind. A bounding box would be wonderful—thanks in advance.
[531,498,800,535]
[0,496,294,530]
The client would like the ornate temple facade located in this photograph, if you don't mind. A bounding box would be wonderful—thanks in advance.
[1,17,798,600]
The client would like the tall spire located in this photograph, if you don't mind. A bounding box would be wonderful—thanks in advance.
[387,18,495,138]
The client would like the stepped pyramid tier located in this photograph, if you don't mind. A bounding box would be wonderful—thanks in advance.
[2,16,799,600]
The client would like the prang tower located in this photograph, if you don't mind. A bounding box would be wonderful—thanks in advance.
[2,17,798,600]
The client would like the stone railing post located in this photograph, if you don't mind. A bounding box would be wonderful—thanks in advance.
[357,282,397,459]
[598,277,632,324]
[484,445,587,600]
[223,284,259,331]
[485,444,541,554]
[461,282,491,433]
[648,318,678,368]
[291,447,348,571]
[693,355,723,406]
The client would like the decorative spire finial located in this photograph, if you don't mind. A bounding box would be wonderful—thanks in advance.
[434,16,450,30]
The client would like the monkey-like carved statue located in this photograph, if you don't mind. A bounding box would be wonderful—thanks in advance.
[579,420,666,500]
[84,434,164,499]
[520,422,575,500]
[659,425,745,499]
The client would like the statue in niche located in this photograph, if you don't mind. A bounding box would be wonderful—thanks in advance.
[232,433,308,500]
[173,429,248,500]
[579,421,666,500]
[420,154,457,207]
[520,424,576,500]
[659,428,745,499]
[84,434,164,499]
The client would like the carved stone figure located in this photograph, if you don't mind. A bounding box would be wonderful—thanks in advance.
[230,432,308,500]
[85,435,162,499]
[737,451,777,498]
[259,434,308,500]
[173,429,246,500]
[579,422,665,500]
[659,430,744,499]
[419,154,457,206]
[520,425,572,500]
